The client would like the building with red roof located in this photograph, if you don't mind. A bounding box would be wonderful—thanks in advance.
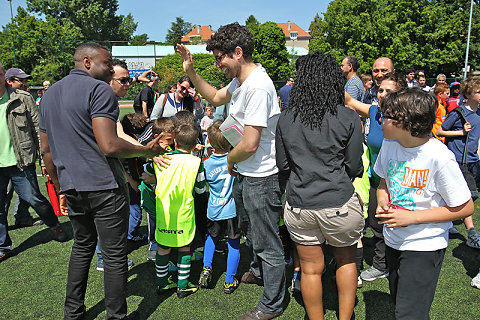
[276,21,311,50]
[181,25,215,44]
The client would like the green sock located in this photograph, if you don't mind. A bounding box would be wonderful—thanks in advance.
[177,251,191,289]
[155,252,170,287]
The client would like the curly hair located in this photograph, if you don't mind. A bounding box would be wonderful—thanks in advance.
[380,88,437,138]
[206,22,254,60]
[461,76,480,99]
[287,52,344,128]
[120,113,148,137]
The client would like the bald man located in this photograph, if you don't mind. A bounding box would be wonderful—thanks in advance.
[363,57,395,104]
[39,42,163,320]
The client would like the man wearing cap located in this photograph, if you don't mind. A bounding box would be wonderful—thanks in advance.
[0,63,68,262]
[4,67,43,227]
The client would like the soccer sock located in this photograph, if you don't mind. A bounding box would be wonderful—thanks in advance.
[155,252,170,287]
[177,251,191,289]
[203,233,218,269]
[225,237,240,284]
[355,246,364,276]
[468,228,478,238]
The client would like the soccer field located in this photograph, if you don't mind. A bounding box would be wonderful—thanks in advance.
[0,164,479,320]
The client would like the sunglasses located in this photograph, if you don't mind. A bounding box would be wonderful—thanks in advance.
[114,77,133,85]
[380,112,398,123]
[214,52,228,64]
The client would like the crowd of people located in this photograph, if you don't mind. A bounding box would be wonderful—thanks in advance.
[1,21,480,320]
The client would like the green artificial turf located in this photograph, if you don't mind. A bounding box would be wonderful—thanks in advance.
[1,172,479,319]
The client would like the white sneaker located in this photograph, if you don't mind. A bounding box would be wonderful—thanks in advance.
[472,272,480,289]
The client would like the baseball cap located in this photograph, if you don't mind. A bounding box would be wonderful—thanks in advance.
[5,68,32,79]
[450,81,461,87]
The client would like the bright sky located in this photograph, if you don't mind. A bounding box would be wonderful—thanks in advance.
[1,0,331,42]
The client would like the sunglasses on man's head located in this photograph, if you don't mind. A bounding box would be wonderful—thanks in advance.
[380,112,398,123]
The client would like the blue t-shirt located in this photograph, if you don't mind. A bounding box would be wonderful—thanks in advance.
[366,103,384,187]
[203,153,236,221]
[278,85,292,108]
[345,76,364,102]
[441,104,480,163]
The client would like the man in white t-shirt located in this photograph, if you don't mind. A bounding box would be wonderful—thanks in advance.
[177,22,285,320]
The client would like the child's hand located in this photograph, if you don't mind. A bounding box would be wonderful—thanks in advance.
[376,209,416,228]
[376,199,391,214]
[463,122,472,134]
[140,172,156,184]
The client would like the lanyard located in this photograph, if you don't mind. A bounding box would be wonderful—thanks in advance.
[167,93,183,111]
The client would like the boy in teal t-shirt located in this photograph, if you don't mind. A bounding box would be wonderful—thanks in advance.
[146,123,206,298]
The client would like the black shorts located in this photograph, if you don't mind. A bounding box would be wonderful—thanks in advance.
[206,216,240,239]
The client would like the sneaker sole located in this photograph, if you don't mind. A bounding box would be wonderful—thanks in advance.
[466,242,480,249]
[360,274,388,281]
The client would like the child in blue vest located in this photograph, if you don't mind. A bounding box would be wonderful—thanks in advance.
[375,88,473,319]
[198,121,241,294]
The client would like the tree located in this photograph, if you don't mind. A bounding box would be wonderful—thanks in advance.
[245,15,260,37]
[252,22,291,81]
[26,0,137,41]
[129,34,148,46]
[307,0,480,76]
[166,17,193,46]
[0,7,82,84]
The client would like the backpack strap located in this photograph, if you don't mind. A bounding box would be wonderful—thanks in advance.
[160,93,168,118]
[451,106,469,165]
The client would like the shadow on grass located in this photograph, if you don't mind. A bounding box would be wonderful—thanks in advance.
[451,238,480,278]
[363,290,395,320]
[6,221,72,259]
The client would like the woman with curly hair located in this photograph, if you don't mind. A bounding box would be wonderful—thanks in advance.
[276,52,364,320]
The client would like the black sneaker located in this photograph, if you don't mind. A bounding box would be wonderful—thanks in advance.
[177,283,198,298]
[156,280,177,295]
[51,225,68,242]
[223,278,239,294]
[198,266,212,288]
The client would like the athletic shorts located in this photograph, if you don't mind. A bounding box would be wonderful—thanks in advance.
[206,216,240,239]
[284,193,364,247]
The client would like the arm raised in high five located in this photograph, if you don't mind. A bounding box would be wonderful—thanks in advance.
[176,44,231,107]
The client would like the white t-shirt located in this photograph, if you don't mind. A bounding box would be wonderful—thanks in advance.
[374,138,470,251]
[226,65,280,177]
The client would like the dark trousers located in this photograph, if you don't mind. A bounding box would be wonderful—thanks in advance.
[63,186,129,320]
[367,183,387,271]
[386,246,445,320]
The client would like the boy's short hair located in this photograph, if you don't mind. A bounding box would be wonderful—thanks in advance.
[380,88,437,138]
[360,73,372,84]
[461,76,480,99]
[381,73,407,89]
[173,110,196,127]
[434,83,450,95]
[206,22,254,60]
[120,113,147,136]
[207,121,230,152]
[152,117,175,135]
[175,124,199,151]
[205,105,214,111]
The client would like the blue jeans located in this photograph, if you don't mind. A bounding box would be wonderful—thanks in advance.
[233,173,286,314]
[0,165,59,252]
[127,204,142,240]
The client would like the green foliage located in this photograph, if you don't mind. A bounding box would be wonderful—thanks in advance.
[252,22,291,80]
[0,7,83,84]
[165,17,193,46]
[26,0,137,41]
[308,0,480,76]
[129,34,149,46]
[154,53,227,87]
[245,15,260,26]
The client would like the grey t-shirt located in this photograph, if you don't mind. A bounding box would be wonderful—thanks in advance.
[39,69,125,192]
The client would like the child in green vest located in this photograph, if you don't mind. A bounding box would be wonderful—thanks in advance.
[148,123,206,298]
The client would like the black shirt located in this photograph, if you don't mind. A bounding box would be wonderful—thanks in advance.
[134,85,155,117]
[39,69,125,192]
[275,105,364,209]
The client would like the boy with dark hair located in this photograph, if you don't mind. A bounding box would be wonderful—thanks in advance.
[375,88,473,319]
[437,76,480,249]
[150,123,206,298]
[198,121,240,294]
